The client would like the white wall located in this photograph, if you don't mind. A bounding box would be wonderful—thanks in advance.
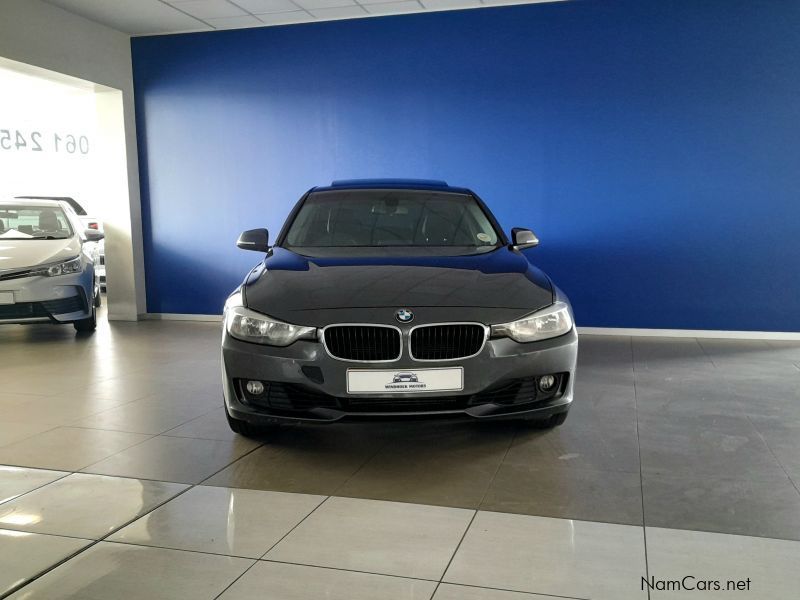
[0,0,145,321]
[0,67,100,206]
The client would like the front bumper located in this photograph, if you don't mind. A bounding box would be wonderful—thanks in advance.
[0,270,93,324]
[222,327,578,424]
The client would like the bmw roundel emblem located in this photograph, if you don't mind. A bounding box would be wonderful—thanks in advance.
[395,309,414,323]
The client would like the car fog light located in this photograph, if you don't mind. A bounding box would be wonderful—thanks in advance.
[538,375,556,392]
[246,380,265,396]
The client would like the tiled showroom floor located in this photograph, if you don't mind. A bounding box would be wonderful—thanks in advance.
[1,314,800,598]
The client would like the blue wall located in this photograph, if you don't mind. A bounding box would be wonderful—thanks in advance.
[132,0,800,331]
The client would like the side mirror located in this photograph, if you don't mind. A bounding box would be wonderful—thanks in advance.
[237,228,269,252]
[511,228,539,250]
[84,229,104,242]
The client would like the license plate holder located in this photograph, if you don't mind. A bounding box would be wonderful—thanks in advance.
[347,367,464,394]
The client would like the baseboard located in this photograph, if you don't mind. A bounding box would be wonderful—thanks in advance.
[578,327,800,341]
[145,313,222,322]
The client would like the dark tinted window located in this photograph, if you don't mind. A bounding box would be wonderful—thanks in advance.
[284,190,500,249]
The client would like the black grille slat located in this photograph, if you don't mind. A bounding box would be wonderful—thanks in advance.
[0,302,49,319]
[324,325,400,361]
[410,324,484,360]
[40,296,86,314]
[0,296,85,320]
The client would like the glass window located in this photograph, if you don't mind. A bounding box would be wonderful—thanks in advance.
[284,190,500,250]
[0,205,74,239]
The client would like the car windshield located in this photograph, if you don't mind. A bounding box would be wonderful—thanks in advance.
[0,205,74,240]
[284,190,501,253]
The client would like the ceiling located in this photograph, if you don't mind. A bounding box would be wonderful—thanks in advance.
[42,0,565,36]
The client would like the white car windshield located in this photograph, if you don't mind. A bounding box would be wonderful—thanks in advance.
[0,205,74,240]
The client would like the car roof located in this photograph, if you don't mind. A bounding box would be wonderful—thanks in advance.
[1,198,66,208]
[312,179,473,194]
[15,196,86,215]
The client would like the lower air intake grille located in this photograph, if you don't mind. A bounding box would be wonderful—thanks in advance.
[237,375,567,416]
[0,295,85,320]
[41,296,86,314]
[324,325,401,361]
[410,324,486,360]
[240,381,339,411]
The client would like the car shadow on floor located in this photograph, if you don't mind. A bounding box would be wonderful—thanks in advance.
[203,414,648,526]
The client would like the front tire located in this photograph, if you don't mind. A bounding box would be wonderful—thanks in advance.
[73,303,97,332]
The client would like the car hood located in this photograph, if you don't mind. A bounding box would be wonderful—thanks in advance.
[0,237,80,271]
[243,247,553,325]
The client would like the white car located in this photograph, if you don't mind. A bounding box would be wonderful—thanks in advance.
[0,198,103,332]
[15,196,106,291]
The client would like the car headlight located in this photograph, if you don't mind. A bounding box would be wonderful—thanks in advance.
[42,257,83,277]
[491,301,573,343]
[224,293,316,346]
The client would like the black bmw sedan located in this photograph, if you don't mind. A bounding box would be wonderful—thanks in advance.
[222,179,577,437]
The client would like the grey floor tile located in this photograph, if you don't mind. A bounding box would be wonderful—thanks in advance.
[82,435,259,484]
[638,413,789,482]
[0,465,68,504]
[0,529,91,596]
[571,378,637,414]
[204,425,387,494]
[219,561,437,600]
[0,472,186,538]
[635,367,800,419]
[504,417,640,473]
[748,417,800,480]
[633,368,741,415]
[646,526,800,599]
[0,373,116,397]
[434,584,569,600]
[110,485,325,557]
[723,374,800,419]
[0,393,132,427]
[0,427,151,471]
[765,340,800,361]
[480,462,643,525]
[699,338,798,364]
[0,421,57,448]
[577,334,634,370]
[5,541,253,600]
[632,336,715,371]
[335,422,514,509]
[444,511,647,600]
[164,410,244,441]
[642,472,800,540]
[266,496,473,580]
[73,365,222,404]
[72,396,221,435]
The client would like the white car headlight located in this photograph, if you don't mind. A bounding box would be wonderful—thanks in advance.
[491,301,573,343]
[224,294,316,346]
[43,257,83,277]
